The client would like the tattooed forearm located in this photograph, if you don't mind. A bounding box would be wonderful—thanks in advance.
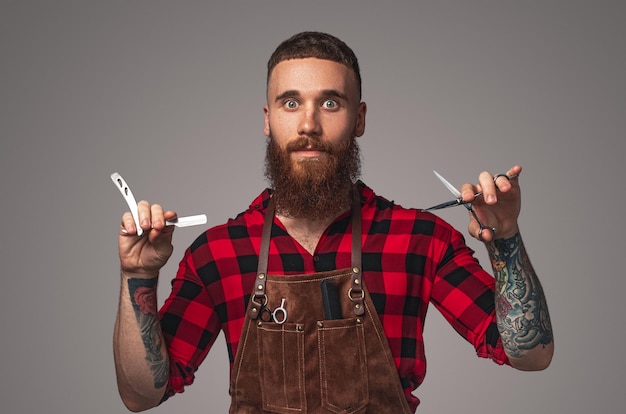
[487,233,553,358]
[128,278,168,388]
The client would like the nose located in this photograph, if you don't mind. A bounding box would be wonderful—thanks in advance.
[297,106,322,137]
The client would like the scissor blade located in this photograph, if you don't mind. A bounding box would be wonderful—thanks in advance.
[433,170,462,198]
[423,199,462,211]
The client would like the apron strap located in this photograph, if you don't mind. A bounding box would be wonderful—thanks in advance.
[248,184,364,319]
[248,197,275,319]
[349,184,364,315]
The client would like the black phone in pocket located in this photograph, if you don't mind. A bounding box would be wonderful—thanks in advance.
[320,279,342,320]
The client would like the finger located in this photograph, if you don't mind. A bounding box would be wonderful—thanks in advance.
[164,210,178,222]
[507,164,522,179]
[468,216,484,242]
[460,183,479,203]
[478,171,498,204]
[477,227,485,242]
[477,226,496,243]
[493,173,512,192]
[136,200,152,232]
[150,203,166,230]
[147,208,178,244]
[494,165,522,193]
[466,209,495,242]
[147,211,177,246]
[121,211,137,235]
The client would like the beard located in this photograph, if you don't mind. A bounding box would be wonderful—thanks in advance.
[264,134,361,220]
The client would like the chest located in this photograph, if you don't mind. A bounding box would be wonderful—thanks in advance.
[284,227,325,256]
[276,214,336,256]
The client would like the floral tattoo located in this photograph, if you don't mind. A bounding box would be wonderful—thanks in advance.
[128,278,168,388]
[487,233,553,358]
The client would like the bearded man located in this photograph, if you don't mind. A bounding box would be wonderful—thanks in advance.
[113,31,553,413]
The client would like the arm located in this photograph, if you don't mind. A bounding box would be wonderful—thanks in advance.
[462,165,554,370]
[486,232,553,370]
[113,201,176,411]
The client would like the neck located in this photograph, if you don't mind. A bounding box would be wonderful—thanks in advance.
[276,202,350,255]
[276,206,348,231]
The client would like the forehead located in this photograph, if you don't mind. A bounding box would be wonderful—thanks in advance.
[267,58,358,99]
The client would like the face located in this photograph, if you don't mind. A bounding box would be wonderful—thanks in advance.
[263,58,367,218]
[264,58,366,167]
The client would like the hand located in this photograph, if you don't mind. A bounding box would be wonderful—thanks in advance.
[118,200,177,278]
[460,165,522,242]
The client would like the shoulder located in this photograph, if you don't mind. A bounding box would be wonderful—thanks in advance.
[359,181,446,221]
[359,181,462,243]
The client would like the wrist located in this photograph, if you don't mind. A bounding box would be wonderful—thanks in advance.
[494,223,519,241]
[486,231,522,260]
[121,269,159,280]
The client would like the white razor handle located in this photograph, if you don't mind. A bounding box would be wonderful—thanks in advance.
[110,172,207,235]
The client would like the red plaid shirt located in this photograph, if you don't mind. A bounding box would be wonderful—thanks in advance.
[159,182,509,410]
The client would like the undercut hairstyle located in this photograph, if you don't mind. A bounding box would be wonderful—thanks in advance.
[267,31,362,99]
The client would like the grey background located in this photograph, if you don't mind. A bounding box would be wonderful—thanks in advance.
[1,1,624,413]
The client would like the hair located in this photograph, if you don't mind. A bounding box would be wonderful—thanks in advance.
[267,31,362,99]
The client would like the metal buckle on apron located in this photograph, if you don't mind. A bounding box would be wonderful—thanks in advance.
[349,266,365,316]
[249,267,287,324]
[249,272,268,320]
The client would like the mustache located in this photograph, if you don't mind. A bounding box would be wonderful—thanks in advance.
[285,136,333,153]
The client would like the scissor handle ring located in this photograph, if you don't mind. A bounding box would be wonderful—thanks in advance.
[272,298,287,324]
[259,306,273,322]
[493,173,510,183]
[477,225,496,242]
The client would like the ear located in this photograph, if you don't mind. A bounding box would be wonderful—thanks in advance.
[263,104,270,136]
[355,102,367,137]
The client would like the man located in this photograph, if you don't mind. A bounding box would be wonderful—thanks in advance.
[114,31,553,413]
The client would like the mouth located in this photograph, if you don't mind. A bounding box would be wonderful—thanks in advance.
[288,138,328,160]
[292,148,325,158]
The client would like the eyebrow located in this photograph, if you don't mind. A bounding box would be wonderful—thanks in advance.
[273,89,349,103]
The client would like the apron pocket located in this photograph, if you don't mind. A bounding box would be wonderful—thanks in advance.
[318,318,369,413]
[257,322,306,413]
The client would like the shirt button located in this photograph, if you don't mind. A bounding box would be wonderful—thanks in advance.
[313,255,319,262]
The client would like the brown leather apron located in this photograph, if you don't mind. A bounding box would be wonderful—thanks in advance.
[229,189,411,413]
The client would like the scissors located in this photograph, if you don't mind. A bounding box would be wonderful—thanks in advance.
[423,170,496,240]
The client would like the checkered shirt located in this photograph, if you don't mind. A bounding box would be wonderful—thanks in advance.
[158,181,509,410]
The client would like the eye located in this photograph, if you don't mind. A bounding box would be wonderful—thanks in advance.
[283,99,299,110]
[322,99,339,109]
